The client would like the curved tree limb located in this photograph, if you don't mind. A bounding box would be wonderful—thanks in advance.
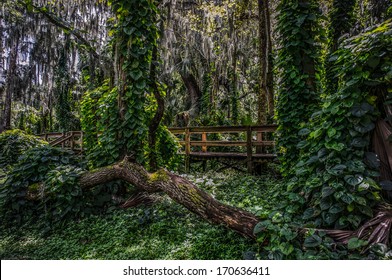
[79,159,260,239]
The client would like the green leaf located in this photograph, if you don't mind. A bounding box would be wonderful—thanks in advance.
[317,148,328,161]
[123,27,136,35]
[309,129,322,139]
[355,197,367,207]
[305,156,319,165]
[354,122,375,133]
[325,141,345,151]
[346,160,365,172]
[351,138,368,147]
[327,164,346,176]
[322,212,338,225]
[348,238,368,250]
[365,152,380,169]
[344,175,363,186]
[298,128,310,136]
[130,70,143,80]
[329,204,344,214]
[359,206,373,217]
[279,242,294,256]
[304,234,322,248]
[327,127,337,138]
[341,194,355,204]
[135,80,146,90]
[303,208,315,219]
[351,103,374,117]
[322,186,335,198]
[296,140,309,149]
[320,198,333,210]
[253,222,265,235]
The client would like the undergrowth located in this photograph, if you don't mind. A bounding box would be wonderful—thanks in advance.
[0,172,280,260]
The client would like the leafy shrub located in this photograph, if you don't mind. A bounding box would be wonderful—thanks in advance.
[0,129,47,169]
[0,146,84,224]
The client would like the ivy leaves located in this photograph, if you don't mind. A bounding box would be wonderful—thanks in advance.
[276,0,322,174]
[285,20,392,229]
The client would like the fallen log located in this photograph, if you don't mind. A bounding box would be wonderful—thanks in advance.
[79,158,260,239]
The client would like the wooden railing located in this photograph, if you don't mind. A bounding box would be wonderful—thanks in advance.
[38,131,83,153]
[168,125,277,172]
[38,125,277,172]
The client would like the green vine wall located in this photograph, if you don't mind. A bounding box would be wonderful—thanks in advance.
[275,0,323,175]
[287,20,392,228]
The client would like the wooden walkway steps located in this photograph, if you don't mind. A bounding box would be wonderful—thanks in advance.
[38,131,83,153]
[39,125,277,172]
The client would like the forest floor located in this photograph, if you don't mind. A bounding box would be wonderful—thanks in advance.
[0,167,282,260]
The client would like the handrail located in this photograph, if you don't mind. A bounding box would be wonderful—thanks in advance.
[168,125,277,172]
[38,126,277,172]
[38,131,83,152]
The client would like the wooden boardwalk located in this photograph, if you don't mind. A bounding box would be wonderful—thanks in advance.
[170,125,277,172]
[39,125,277,172]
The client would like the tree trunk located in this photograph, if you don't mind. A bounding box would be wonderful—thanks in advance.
[180,72,202,119]
[265,0,274,118]
[79,159,260,239]
[257,0,268,124]
[2,29,20,132]
[148,44,165,171]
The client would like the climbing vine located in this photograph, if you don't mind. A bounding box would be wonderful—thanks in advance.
[109,0,159,162]
[287,20,392,228]
[275,0,323,175]
[325,0,356,96]
[80,0,179,169]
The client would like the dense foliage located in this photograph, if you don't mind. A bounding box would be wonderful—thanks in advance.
[287,20,392,228]
[1,0,392,261]
[0,131,126,226]
[0,173,277,260]
[0,129,47,169]
[275,0,323,174]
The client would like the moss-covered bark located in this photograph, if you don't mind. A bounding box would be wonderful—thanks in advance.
[78,159,260,239]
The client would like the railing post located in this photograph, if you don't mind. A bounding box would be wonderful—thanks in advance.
[61,132,65,148]
[246,126,253,173]
[201,132,207,153]
[81,131,83,153]
[185,127,190,173]
[256,131,264,154]
[70,131,75,150]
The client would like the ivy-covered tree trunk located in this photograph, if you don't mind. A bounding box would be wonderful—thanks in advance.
[325,0,356,95]
[78,159,260,239]
[275,0,322,174]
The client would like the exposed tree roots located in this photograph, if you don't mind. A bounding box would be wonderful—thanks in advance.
[321,204,392,248]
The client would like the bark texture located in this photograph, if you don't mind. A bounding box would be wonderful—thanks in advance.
[79,159,260,239]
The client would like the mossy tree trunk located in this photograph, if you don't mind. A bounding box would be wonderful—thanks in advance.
[78,159,260,239]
